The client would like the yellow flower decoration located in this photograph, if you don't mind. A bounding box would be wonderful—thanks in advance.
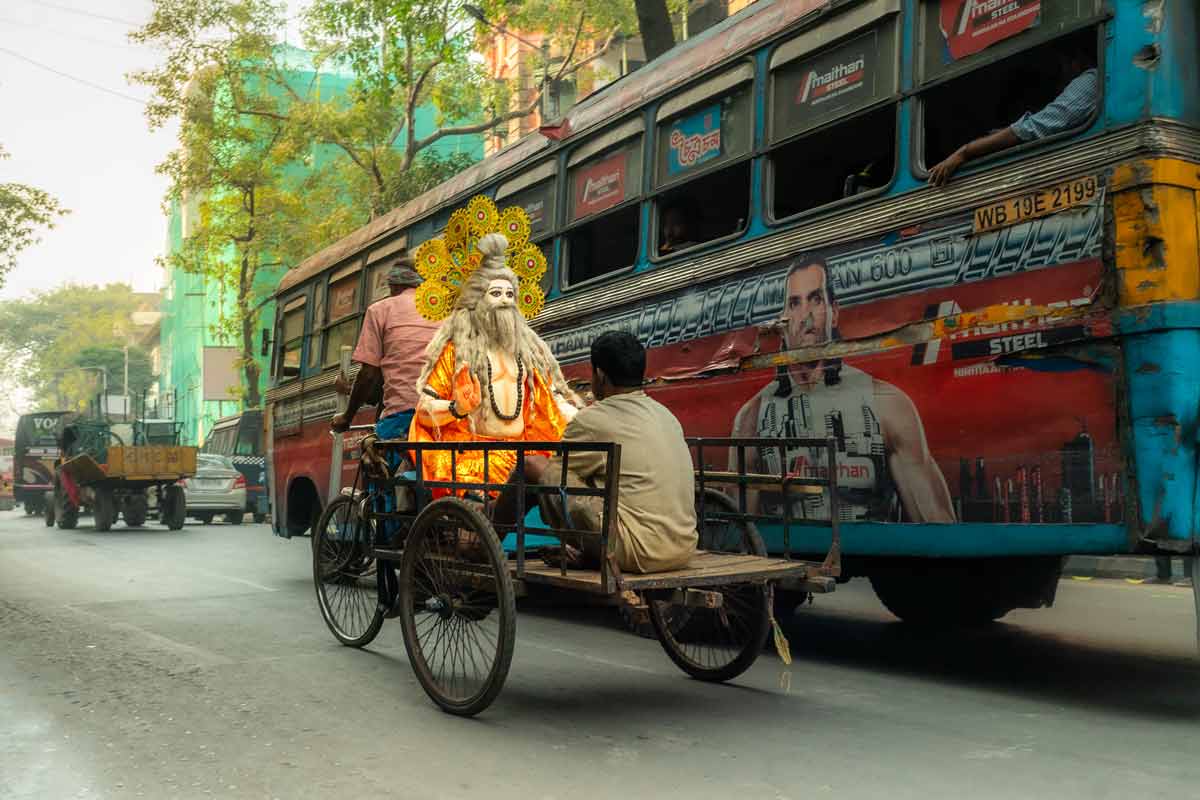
[415,281,452,321]
[517,282,546,319]
[467,196,499,236]
[413,194,551,322]
[414,239,451,280]
[446,209,471,250]
[509,243,548,282]
[499,206,531,250]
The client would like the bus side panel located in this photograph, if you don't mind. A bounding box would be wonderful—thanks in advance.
[1112,157,1200,552]
[551,199,1132,558]
[1122,329,1200,550]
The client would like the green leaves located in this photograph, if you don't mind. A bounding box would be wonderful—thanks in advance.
[0,145,69,290]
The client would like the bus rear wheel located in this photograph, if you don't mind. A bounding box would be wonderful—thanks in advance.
[868,557,1063,627]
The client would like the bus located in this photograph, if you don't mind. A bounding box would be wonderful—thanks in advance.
[265,0,1200,628]
[200,410,269,523]
[14,411,69,516]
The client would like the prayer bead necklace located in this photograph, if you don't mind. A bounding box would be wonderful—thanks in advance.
[486,354,525,422]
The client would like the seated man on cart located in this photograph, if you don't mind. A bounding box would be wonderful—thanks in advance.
[493,332,699,574]
[409,198,580,497]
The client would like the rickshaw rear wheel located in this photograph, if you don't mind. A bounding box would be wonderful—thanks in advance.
[648,489,771,682]
[162,486,186,530]
[648,581,770,683]
[398,497,515,717]
[313,495,384,648]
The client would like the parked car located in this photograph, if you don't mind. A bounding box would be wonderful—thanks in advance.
[201,411,268,523]
[183,454,247,524]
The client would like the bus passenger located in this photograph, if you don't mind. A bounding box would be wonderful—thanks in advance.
[659,201,700,255]
[330,258,438,440]
[492,332,699,574]
[730,255,955,523]
[928,44,1098,187]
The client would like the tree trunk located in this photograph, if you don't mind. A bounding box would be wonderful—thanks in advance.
[241,308,262,409]
[634,0,677,62]
[237,243,262,410]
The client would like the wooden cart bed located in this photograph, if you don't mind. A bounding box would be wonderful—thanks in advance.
[516,550,818,593]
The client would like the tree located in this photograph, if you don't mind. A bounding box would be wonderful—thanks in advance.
[132,0,304,409]
[0,283,154,412]
[295,0,641,217]
[0,144,68,289]
[633,0,676,61]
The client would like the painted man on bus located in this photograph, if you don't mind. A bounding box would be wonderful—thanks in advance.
[411,233,580,497]
[730,255,955,523]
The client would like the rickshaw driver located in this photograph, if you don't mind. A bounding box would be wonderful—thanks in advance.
[491,332,699,574]
[330,258,438,440]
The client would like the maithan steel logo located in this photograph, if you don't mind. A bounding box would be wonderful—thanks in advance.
[798,55,866,105]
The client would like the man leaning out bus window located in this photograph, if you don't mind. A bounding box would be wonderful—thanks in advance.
[330,257,439,440]
[927,42,1099,187]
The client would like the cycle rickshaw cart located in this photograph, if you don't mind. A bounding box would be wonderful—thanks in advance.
[313,432,843,716]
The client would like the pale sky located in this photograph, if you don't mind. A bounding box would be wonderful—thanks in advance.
[0,1,306,431]
[0,0,307,302]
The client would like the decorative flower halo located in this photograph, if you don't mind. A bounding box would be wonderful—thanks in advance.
[412,195,549,322]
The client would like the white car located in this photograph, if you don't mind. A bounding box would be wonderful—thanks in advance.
[183,454,247,525]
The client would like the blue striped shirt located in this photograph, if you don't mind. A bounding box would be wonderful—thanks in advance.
[1010,68,1099,142]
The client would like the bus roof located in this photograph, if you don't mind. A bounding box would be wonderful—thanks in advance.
[275,0,829,298]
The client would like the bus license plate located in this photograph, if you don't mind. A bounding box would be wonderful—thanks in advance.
[973,175,1100,233]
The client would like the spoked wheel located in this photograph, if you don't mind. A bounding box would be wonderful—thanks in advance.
[647,488,771,682]
[397,497,515,717]
[648,582,770,683]
[313,495,384,648]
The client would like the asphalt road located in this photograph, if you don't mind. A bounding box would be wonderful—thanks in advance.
[2,509,1198,800]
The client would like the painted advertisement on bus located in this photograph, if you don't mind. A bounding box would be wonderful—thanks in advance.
[543,197,1121,549]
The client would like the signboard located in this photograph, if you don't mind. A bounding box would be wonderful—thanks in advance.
[667,103,723,176]
[939,0,1042,61]
[202,347,240,401]
[572,150,627,221]
[329,274,359,321]
[778,30,880,136]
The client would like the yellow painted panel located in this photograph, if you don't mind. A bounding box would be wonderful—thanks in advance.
[1110,158,1200,193]
[1112,161,1200,306]
[106,446,197,480]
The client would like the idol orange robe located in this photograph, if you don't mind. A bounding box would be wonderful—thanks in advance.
[409,342,570,496]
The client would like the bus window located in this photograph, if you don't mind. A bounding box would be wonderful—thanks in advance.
[366,234,407,304]
[322,264,362,367]
[652,64,754,257]
[919,27,1100,174]
[276,296,306,380]
[767,4,901,220]
[235,426,258,457]
[564,121,644,287]
[496,164,558,295]
[308,279,326,371]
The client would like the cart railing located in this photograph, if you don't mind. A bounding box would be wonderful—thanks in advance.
[690,437,842,577]
[365,437,625,594]
[355,433,842,592]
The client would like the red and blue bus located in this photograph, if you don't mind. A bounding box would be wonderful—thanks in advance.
[266,0,1200,628]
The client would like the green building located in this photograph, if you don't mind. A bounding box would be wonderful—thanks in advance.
[159,46,482,445]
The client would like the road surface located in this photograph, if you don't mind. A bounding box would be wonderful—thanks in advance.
[1,510,1197,799]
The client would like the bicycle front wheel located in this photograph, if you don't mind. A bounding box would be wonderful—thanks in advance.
[313,495,384,648]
